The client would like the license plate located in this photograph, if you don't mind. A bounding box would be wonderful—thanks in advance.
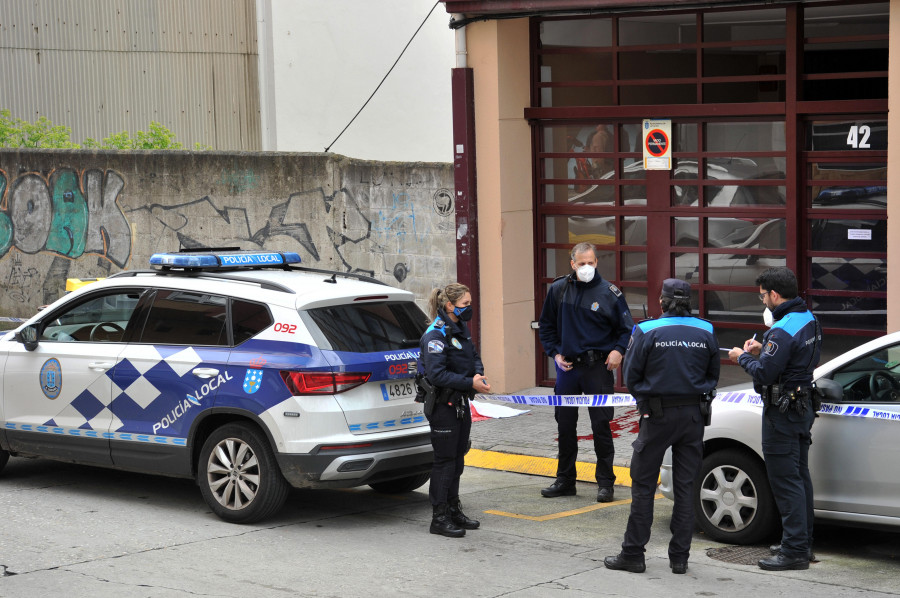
[381,380,415,401]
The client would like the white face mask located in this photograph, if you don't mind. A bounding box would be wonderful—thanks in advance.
[576,265,595,283]
[763,307,774,328]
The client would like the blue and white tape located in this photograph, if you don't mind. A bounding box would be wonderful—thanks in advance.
[475,392,900,422]
[475,393,636,407]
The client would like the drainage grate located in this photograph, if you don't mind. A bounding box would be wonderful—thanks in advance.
[707,545,772,565]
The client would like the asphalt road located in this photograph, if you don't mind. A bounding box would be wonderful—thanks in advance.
[1,455,899,597]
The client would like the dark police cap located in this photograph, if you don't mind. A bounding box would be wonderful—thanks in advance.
[661,278,691,298]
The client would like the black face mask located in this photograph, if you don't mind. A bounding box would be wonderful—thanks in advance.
[453,305,473,321]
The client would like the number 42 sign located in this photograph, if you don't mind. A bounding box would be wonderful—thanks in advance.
[847,125,871,149]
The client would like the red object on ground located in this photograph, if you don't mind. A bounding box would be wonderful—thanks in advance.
[469,403,490,422]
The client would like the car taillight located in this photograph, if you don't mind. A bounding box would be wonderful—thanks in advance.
[280,371,371,395]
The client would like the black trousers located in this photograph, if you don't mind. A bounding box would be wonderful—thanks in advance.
[622,404,704,562]
[428,399,472,506]
[553,361,615,487]
[762,405,815,558]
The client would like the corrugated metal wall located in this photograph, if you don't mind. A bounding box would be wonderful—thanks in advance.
[0,0,261,150]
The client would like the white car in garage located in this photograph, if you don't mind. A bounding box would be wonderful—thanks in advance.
[660,331,900,544]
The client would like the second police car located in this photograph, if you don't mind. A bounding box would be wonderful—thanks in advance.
[0,250,432,523]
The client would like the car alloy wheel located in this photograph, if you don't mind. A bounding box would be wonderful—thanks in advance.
[208,436,261,509]
[198,423,289,523]
[694,448,778,544]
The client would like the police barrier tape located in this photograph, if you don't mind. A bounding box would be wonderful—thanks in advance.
[475,391,900,423]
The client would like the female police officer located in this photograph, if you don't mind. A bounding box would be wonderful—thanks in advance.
[419,283,491,537]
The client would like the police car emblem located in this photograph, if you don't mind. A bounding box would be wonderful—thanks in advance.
[243,369,263,394]
[591,301,599,311]
[39,358,62,399]
[428,340,444,353]
[451,338,462,350]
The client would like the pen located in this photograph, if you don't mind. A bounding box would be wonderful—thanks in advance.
[751,333,757,342]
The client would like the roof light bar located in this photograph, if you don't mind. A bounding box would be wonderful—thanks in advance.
[149,251,302,269]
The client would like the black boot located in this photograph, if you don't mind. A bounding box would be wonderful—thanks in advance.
[430,504,465,538]
[449,497,480,530]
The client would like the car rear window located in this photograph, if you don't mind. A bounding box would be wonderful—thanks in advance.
[304,301,427,353]
[232,299,273,345]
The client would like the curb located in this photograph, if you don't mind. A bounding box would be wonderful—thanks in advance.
[465,448,635,488]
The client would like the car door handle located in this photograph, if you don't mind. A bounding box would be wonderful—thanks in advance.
[88,362,114,371]
[192,368,219,379]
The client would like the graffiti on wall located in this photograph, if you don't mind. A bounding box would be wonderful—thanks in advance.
[128,194,320,261]
[0,161,453,316]
[0,168,132,267]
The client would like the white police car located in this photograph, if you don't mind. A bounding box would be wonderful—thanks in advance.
[660,331,900,544]
[0,250,432,523]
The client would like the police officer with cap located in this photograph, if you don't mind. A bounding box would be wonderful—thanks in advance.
[605,277,719,575]
[728,266,821,571]
[538,242,634,502]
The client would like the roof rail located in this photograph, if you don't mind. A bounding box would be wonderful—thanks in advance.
[284,264,388,286]
[109,269,296,294]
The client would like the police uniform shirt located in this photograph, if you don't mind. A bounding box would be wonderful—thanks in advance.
[738,296,821,392]
[538,270,634,360]
[625,313,719,399]
[419,311,484,392]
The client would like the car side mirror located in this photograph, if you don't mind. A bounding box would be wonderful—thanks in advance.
[15,325,39,351]
[814,378,843,402]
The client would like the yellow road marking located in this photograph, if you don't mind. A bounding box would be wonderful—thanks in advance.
[484,495,665,521]
[465,448,640,487]
[464,449,666,521]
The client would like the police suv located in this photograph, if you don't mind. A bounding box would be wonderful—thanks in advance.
[0,250,432,523]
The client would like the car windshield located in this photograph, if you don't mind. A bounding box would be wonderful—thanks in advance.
[304,301,427,353]
[830,343,900,402]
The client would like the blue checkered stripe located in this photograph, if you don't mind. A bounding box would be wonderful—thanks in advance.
[2,421,186,446]
[33,345,228,444]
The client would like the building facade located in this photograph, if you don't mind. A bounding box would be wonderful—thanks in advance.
[442,0,897,390]
[0,0,455,162]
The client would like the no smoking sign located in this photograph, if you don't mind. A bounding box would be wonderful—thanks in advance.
[642,119,672,170]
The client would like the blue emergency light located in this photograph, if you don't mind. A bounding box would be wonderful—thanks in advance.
[149,251,302,269]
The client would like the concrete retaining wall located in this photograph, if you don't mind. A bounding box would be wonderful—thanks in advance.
[0,149,455,317]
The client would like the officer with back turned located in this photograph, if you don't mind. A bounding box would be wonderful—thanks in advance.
[605,278,719,575]
[728,266,821,571]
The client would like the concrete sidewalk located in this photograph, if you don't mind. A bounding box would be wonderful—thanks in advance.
[468,387,639,487]
[468,363,755,486]
[470,386,639,464]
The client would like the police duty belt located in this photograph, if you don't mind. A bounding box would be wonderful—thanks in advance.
[476,391,899,422]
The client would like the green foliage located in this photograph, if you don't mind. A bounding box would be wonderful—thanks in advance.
[0,110,204,150]
[0,109,80,149]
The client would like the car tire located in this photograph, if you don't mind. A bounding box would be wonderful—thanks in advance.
[694,448,779,544]
[0,449,9,473]
[369,472,430,494]
[198,423,289,524]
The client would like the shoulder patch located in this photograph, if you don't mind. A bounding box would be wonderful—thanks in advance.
[428,340,445,354]
[764,340,779,356]
[608,284,623,298]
